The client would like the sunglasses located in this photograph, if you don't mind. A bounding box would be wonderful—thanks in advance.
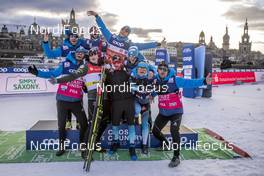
[70,35,78,38]
[113,61,122,64]
[89,50,98,56]
[138,67,147,70]
[158,67,168,72]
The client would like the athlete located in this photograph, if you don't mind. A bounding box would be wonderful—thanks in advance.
[152,62,212,167]
[87,10,164,62]
[28,48,89,157]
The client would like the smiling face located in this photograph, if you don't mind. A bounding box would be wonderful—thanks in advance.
[119,27,130,37]
[129,56,137,64]
[158,66,169,79]
[137,67,147,77]
[69,35,78,45]
[113,61,123,70]
[90,27,100,39]
[89,51,99,64]
[75,52,84,61]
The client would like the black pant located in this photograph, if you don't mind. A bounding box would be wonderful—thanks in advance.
[57,100,88,147]
[111,98,135,126]
[152,113,182,158]
[66,111,72,122]
[88,99,111,144]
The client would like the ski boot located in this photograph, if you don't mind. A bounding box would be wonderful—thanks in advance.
[56,142,65,156]
[168,156,180,168]
[141,144,149,154]
[129,146,138,161]
[65,121,72,130]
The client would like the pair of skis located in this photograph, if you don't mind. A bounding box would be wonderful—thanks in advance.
[83,68,105,172]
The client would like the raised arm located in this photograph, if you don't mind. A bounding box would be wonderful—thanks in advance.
[87,11,112,42]
[28,64,63,79]
[175,76,205,88]
[95,15,112,42]
[42,41,62,58]
[56,64,89,83]
[132,41,158,51]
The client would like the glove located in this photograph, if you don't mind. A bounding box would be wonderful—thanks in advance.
[28,65,38,76]
[82,85,88,93]
[48,77,58,85]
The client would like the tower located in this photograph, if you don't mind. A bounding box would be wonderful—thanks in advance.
[208,36,217,50]
[199,31,205,45]
[239,18,251,55]
[69,8,76,25]
[61,9,79,38]
[222,26,230,51]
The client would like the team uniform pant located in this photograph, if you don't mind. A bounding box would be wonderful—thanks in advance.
[57,100,88,148]
[152,113,182,158]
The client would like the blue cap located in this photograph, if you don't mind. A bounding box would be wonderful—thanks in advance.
[76,47,88,54]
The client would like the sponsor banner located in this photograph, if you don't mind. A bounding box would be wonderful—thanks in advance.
[182,44,196,98]
[212,72,256,85]
[155,48,170,65]
[0,73,57,94]
[26,124,197,150]
[0,67,50,73]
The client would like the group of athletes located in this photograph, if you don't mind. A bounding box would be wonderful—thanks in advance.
[28,10,212,168]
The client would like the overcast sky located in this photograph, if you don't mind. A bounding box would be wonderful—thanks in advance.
[0,0,263,52]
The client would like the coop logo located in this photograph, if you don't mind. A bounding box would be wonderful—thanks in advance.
[0,67,8,73]
[13,68,28,73]
[68,69,76,73]
[113,40,124,47]
[156,51,165,56]
[183,56,192,62]
[183,48,192,53]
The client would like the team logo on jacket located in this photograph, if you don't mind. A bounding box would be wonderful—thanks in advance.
[168,78,174,83]
[61,85,68,91]
[64,62,70,67]
[62,45,69,50]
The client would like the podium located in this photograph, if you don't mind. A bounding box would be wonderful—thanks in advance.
[26,120,198,150]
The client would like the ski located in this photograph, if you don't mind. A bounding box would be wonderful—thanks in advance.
[83,67,106,172]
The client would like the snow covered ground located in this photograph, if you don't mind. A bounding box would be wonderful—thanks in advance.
[0,83,264,176]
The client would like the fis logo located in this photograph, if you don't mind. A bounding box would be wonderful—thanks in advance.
[183,48,192,53]
[156,51,165,56]
[61,85,68,91]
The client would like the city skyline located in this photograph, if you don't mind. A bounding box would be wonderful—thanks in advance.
[0,0,263,52]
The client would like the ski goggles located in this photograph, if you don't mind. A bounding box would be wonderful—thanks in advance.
[158,66,168,72]
[89,50,98,56]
